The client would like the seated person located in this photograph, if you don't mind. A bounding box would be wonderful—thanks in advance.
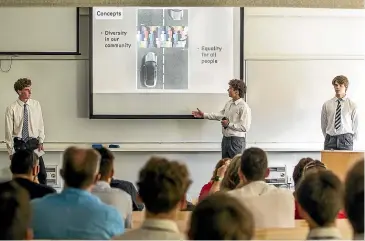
[228,147,294,228]
[188,192,254,240]
[111,178,144,211]
[114,156,192,240]
[7,149,55,199]
[221,154,242,191]
[91,147,133,228]
[31,147,124,239]
[198,158,230,201]
[296,170,343,240]
[0,181,32,240]
[344,159,364,240]
[293,159,346,219]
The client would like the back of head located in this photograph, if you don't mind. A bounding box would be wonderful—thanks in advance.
[61,147,101,189]
[212,158,230,180]
[296,170,343,226]
[0,181,31,240]
[137,156,191,214]
[221,154,241,190]
[93,147,114,180]
[292,157,315,187]
[240,147,268,181]
[10,149,38,175]
[302,160,326,176]
[344,159,364,234]
[189,192,254,240]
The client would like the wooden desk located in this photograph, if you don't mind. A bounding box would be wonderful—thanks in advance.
[321,151,364,181]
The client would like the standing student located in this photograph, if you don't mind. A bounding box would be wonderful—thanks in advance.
[192,79,251,158]
[4,78,47,185]
[321,75,358,150]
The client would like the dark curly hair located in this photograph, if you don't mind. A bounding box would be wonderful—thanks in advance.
[137,156,192,214]
[229,79,246,98]
[14,78,32,93]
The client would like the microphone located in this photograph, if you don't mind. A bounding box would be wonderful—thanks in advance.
[222,117,228,129]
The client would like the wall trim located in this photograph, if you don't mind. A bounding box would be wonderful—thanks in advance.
[0,141,342,152]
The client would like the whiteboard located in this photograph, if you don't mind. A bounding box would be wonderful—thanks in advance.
[246,60,365,149]
[0,7,79,54]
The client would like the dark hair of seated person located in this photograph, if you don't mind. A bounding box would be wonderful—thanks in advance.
[0,181,32,240]
[188,192,254,240]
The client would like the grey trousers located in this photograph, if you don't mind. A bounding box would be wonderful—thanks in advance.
[221,136,246,159]
[324,133,354,151]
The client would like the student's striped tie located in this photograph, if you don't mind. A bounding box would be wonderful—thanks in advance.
[22,104,29,142]
[334,99,342,131]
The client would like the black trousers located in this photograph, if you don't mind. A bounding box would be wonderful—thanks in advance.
[13,138,47,185]
[221,136,246,159]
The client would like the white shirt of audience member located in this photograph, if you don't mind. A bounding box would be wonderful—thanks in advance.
[228,181,295,229]
[91,181,133,228]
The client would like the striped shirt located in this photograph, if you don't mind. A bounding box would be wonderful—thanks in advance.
[321,96,358,139]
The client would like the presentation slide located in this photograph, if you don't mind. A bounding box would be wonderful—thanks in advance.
[91,7,241,116]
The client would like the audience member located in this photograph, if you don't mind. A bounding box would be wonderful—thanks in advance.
[0,181,32,240]
[228,147,275,197]
[7,149,55,199]
[344,159,364,240]
[92,147,133,228]
[221,154,242,191]
[296,170,343,240]
[188,192,254,240]
[31,146,124,239]
[198,158,230,201]
[114,156,192,240]
[228,147,294,228]
[294,160,347,220]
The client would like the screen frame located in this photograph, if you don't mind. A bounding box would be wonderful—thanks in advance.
[89,7,244,119]
[0,7,81,56]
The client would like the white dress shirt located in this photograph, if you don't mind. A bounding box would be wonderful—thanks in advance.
[114,219,184,240]
[321,96,358,139]
[91,181,133,228]
[228,181,295,228]
[5,99,45,155]
[204,98,252,137]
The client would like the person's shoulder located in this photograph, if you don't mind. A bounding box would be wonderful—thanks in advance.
[31,191,58,206]
[5,100,18,112]
[28,99,41,106]
[37,183,57,194]
[346,98,358,108]
[99,202,124,221]
[323,97,335,105]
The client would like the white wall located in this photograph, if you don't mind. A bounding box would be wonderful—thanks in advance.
[1,7,362,198]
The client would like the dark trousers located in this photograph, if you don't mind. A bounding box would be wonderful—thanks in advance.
[13,138,47,185]
[221,136,246,159]
[324,133,354,151]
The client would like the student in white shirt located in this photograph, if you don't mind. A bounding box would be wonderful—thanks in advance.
[321,75,358,150]
[91,147,133,228]
[192,79,252,158]
[4,78,47,185]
